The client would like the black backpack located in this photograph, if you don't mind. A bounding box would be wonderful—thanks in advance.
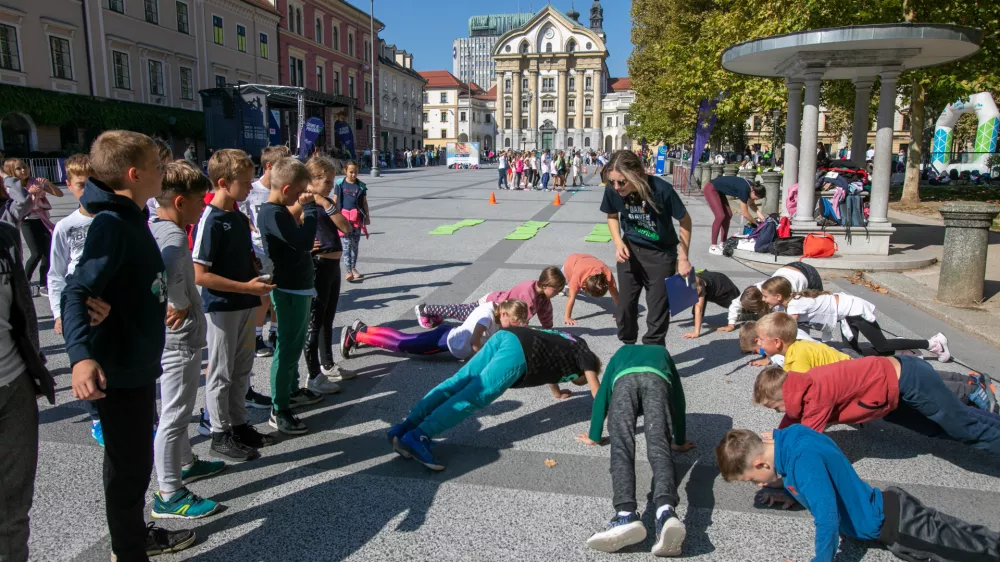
[770,236,804,261]
[753,215,780,253]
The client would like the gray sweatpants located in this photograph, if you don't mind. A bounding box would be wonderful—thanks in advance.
[609,372,679,513]
[154,347,201,493]
[206,309,255,433]
[0,373,38,562]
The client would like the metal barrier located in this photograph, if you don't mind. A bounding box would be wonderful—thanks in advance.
[28,158,65,183]
[671,164,696,195]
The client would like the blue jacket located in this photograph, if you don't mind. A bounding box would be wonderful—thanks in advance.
[61,179,167,388]
[774,425,884,562]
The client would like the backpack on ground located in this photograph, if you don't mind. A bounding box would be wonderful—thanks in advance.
[803,233,837,258]
[753,215,780,253]
[770,236,804,261]
[777,216,791,238]
[722,236,740,257]
[815,197,839,227]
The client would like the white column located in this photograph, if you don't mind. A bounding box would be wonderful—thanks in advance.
[869,68,900,224]
[793,71,823,227]
[850,77,874,166]
[781,79,803,216]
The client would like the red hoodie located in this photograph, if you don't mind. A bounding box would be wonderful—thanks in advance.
[778,356,900,432]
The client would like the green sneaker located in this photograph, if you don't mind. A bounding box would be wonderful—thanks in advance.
[151,487,221,519]
[181,456,226,484]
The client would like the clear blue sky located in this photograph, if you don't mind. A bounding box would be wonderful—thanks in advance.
[346,0,634,78]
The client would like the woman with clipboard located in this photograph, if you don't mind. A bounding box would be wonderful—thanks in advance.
[599,151,694,346]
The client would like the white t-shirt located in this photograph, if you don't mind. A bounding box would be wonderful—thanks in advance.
[541,154,552,174]
[786,293,876,340]
[446,301,499,360]
[244,179,271,254]
[726,266,810,325]
[498,155,507,169]
[48,209,94,319]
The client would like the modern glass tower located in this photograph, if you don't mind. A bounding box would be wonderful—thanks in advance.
[452,12,535,89]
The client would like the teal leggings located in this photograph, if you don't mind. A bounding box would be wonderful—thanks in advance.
[407,330,527,437]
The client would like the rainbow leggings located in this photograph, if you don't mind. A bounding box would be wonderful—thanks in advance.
[355,325,453,356]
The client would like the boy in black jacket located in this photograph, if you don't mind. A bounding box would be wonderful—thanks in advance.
[62,130,195,561]
[258,157,319,435]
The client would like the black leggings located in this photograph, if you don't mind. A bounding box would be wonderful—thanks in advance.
[305,257,342,377]
[842,316,928,356]
[20,219,51,287]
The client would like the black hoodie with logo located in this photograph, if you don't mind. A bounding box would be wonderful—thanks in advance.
[61,178,167,388]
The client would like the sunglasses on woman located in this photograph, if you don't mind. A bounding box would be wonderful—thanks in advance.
[609,179,629,188]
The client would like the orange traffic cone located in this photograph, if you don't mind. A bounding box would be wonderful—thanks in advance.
[552,193,562,206]
[489,192,497,205]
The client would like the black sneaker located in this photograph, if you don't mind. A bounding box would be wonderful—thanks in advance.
[586,511,646,553]
[232,423,278,448]
[210,430,259,462]
[268,332,277,350]
[245,386,272,409]
[289,388,324,409]
[340,325,356,359]
[255,335,273,357]
[143,522,197,557]
[652,508,686,557]
[269,409,308,435]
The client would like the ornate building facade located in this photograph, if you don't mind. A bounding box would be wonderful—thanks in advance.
[493,3,619,152]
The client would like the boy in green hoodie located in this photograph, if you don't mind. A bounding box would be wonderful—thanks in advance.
[579,344,693,557]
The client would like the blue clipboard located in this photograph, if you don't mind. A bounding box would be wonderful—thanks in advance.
[665,270,700,317]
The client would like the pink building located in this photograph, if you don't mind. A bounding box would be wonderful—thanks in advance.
[276,0,382,152]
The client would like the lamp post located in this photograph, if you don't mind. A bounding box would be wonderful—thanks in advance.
[369,0,380,177]
[772,108,780,167]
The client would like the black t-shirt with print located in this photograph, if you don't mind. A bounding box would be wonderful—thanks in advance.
[699,270,740,308]
[600,175,687,252]
[506,327,601,388]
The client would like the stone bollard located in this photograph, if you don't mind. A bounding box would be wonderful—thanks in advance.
[760,171,782,216]
[723,164,739,177]
[937,202,1000,306]
[664,158,673,175]
[700,163,714,187]
[737,168,755,184]
[693,163,705,187]
[711,164,724,179]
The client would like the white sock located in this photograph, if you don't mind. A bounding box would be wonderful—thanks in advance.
[617,511,633,517]
[656,505,674,519]
[255,327,263,337]
[269,323,278,336]
[159,490,178,501]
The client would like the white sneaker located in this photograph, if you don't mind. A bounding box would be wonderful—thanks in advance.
[708,245,724,256]
[321,363,356,381]
[307,376,342,395]
[928,333,951,363]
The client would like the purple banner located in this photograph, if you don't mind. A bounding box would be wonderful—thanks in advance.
[690,95,721,174]
[298,117,325,159]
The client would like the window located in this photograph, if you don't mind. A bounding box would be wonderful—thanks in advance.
[315,17,322,44]
[213,15,223,45]
[504,100,511,111]
[147,60,164,95]
[332,26,338,50]
[585,76,592,90]
[439,92,446,103]
[542,100,553,111]
[521,99,528,110]
[607,116,613,127]
[315,65,324,92]
[112,51,130,88]
[0,24,21,71]
[585,98,592,110]
[543,77,554,91]
[485,114,491,123]
[333,70,339,93]
[504,78,510,91]
[176,1,188,33]
[237,25,246,52]
[568,99,575,111]
[460,111,466,122]
[259,33,268,58]
[584,137,590,147]
[568,76,575,90]
[521,78,527,91]
[504,118,511,129]
[179,67,193,99]
[624,116,630,125]
[519,41,528,54]
[288,56,304,86]
[348,33,353,56]
[295,7,302,34]
[109,0,124,13]
[440,129,447,139]
[423,112,428,123]
[545,42,552,52]
[366,80,371,104]
[144,0,158,24]
[567,39,576,52]
[49,36,72,79]
[348,75,355,98]
[215,74,226,87]
[521,118,527,129]
[422,91,428,103]
[440,112,447,122]
[505,137,510,147]
[568,117,574,129]
[585,117,592,128]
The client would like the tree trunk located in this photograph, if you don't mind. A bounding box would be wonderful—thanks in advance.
[901,78,924,205]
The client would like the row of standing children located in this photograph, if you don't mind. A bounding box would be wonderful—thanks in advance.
[496,149,598,191]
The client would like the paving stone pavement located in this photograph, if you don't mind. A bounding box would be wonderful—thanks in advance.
[28,167,1000,562]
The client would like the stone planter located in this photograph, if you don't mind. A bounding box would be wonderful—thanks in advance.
[937,202,1000,306]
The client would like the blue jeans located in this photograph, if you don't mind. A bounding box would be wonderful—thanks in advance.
[498,168,508,188]
[407,330,526,437]
[542,173,550,189]
[885,355,1000,454]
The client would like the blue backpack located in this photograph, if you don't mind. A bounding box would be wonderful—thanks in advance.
[815,197,840,226]
[753,216,780,253]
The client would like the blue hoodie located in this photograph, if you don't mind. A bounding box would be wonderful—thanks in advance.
[61,178,167,388]
[774,425,884,562]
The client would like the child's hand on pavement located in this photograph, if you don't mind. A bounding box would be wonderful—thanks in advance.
[716,324,737,333]
[671,440,696,452]
[756,487,798,510]
[564,317,577,326]
[682,330,700,339]
[748,357,771,367]
[71,359,107,400]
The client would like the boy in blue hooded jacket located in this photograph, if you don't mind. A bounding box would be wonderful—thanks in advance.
[715,425,1000,562]
[62,131,195,561]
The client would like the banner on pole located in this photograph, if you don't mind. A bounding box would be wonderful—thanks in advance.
[655,145,667,175]
[690,94,723,174]
[298,117,325,159]
[334,120,356,160]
